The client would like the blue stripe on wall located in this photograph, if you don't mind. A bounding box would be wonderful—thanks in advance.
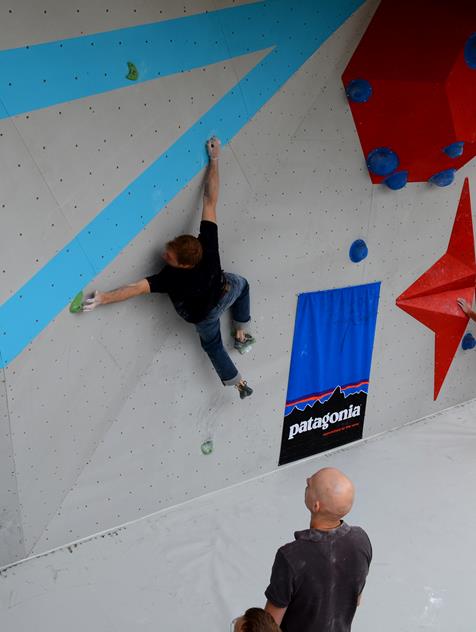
[0,0,364,367]
[0,2,273,119]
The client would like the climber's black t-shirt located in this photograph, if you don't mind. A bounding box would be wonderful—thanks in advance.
[146,220,224,324]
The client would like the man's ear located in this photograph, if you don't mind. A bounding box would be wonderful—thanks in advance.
[313,499,320,514]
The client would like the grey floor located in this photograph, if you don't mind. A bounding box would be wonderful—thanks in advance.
[1,399,475,631]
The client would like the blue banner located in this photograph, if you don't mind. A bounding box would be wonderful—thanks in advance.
[279,282,380,465]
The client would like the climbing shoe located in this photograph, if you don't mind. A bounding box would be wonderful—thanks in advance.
[233,333,256,354]
[237,381,253,399]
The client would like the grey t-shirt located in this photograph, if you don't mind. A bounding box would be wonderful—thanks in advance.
[265,522,372,632]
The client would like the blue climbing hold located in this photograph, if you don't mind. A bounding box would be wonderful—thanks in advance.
[349,239,368,263]
[383,170,408,190]
[462,333,476,350]
[464,33,476,69]
[428,168,456,187]
[345,78,373,103]
[366,147,399,176]
[443,142,465,159]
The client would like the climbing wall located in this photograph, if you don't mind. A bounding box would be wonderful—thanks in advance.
[1,0,476,567]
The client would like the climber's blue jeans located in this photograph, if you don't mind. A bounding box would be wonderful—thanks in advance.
[195,273,251,386]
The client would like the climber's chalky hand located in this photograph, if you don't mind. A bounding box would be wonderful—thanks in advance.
[82,291,103,312]
[457,298,471,315]
[207,136,221,161]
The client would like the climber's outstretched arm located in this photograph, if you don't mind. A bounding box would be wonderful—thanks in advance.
[82,279,150,311]
[202,137,220,224]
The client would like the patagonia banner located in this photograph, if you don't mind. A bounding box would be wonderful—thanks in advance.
[279,282,381,466]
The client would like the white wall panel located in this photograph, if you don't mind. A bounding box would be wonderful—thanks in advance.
[0,369,24,565]
[2,400,476,632]
[0,116,78,304]
[0,1,220,48]
[2,0,476,565]
[2,6,269,557]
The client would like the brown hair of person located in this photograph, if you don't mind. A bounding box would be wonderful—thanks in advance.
[167,234,203,267]
[240,608,281,632]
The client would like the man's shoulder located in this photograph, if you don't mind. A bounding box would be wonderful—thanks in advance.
[275,533,309,565]
[345,524,372,562]
[347,524,371,544]
[148,265,176,280]
[277,538,301,554]
[280,524,371,551]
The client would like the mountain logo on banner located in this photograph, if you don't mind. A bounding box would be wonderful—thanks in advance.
[279,282,380,466]
[279,386,367,465]
[284,380,368,414]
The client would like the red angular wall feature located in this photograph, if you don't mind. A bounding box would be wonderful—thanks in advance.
[342,0,476,184]
[396,179,476,399]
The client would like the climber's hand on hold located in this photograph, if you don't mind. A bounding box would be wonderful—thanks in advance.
[457,298,476,321]
[457,297,471,316]
[207,136,221,161]
[82,291,103,312]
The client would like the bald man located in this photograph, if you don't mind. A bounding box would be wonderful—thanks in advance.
[264,468,372,632]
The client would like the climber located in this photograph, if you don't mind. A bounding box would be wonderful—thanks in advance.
[82,137,255,399]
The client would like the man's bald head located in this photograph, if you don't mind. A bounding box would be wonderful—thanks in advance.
[305,467,355,522]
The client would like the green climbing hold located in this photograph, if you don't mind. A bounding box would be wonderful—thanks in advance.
[200,440,213,455]
[126,62,139,81]
[69,290,84,313]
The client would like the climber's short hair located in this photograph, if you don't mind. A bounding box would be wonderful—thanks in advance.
[240,608,282,632]
[167,234,203,267]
